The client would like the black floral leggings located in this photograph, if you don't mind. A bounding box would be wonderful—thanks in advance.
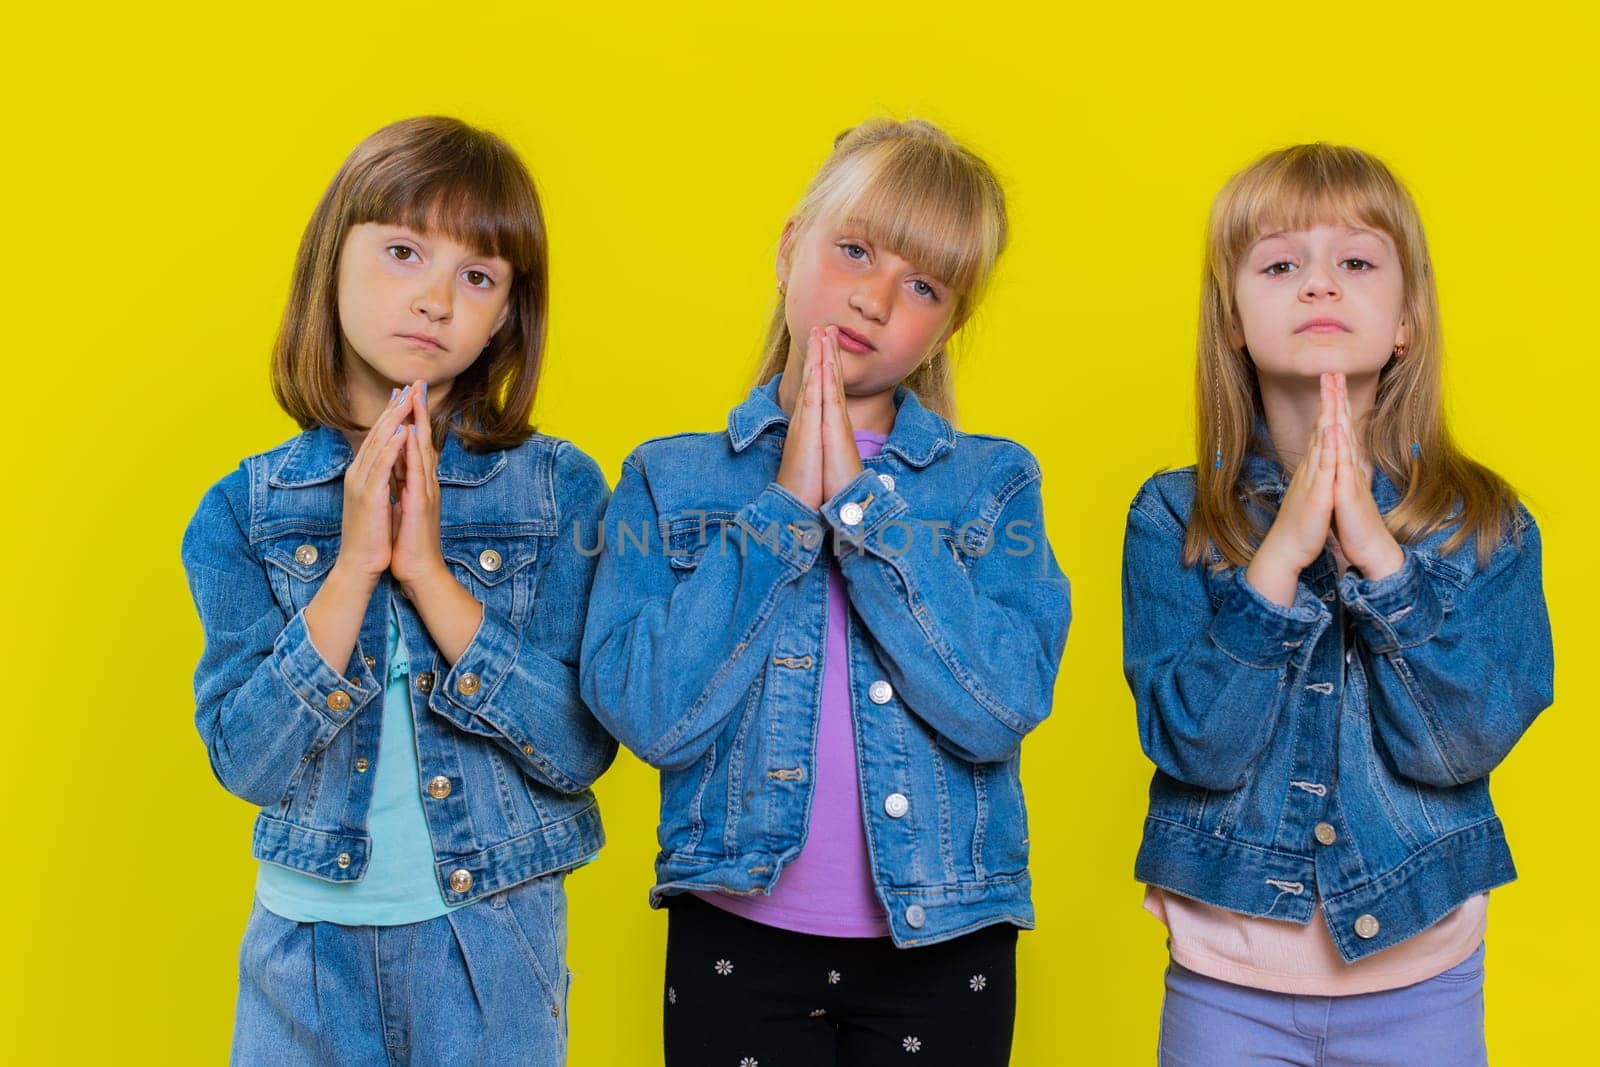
[663,894,1017,1066]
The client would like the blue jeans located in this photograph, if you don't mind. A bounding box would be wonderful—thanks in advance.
[232,873,569,1065]
[1158,943,1487,1066]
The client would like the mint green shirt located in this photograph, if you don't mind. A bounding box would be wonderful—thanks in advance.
[256,607,459,925]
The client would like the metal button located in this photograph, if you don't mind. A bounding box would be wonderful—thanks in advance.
[884,793,909,818]
[354,757,369,773]
[479,549,503,573]
[868,680,893,705]
[904,904,926,928]
[1354,914,1380,939]
[522,744,535,756]
[449,869,473,894]
[840,502,864,527]
[326,690,351,713]
[427,775,452,799]
[458,672,481,696]
[877,473,896,492]
[1346,649,1354,665]
[1314,822,1337,846]
[294,544,318,566]
[336,852,351,869]
[364,655,376,669]
[416,672,434,694]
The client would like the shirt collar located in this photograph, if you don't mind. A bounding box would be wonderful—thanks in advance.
[726,375,956,468]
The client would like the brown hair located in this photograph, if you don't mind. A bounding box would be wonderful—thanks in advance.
[1187,143,1517,568]
[752,118,1008,421]
[270,116,548,451]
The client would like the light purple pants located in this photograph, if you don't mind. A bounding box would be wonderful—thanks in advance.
[1158,943,1487,1066]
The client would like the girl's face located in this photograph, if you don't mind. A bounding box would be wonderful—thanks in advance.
[777,215,958,398]
[1232,223,1408,387]
[336,222,514,407]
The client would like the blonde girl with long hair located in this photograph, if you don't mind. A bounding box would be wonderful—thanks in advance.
[581,119,1071,1066]
[1122,144,1554,1065]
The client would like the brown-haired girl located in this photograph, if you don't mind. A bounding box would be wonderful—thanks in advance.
[1123,143,1554,1064]
[182,116,615,1064]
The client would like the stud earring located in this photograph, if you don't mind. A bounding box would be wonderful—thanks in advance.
[1393,341,1407,358]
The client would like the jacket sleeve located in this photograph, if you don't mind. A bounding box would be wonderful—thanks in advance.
[1341,511,1554,787]
[182,470,379,807]
[425,442,620,793]
[822,456,1071,764]
[1122,483,1331,790]
[580,455,826,770]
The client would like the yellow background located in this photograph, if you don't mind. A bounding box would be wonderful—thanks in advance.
[6,2,1594,1061]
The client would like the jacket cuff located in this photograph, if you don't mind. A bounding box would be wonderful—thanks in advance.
[1339,547,1445,653]
[821,468,909,556]
[275,611,379,725]
[1209,568,1328,668]
[734,483,827,575]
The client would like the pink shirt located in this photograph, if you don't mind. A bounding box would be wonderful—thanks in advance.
[1145,886,1488,995]
[698,431,892,938]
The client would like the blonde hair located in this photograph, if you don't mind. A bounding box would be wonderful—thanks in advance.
[752,118,1008,421]
[1187,143,1516,568]
[271,116,549,452]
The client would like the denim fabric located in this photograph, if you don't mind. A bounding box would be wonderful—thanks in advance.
[183,426,617,907]
[1158,943,1487,1066]
[1123,453,1554,962]
[580,378,1071,947]
[233,873,571,1065]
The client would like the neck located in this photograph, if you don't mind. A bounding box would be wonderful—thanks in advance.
[339,355,451,451]
[1259,371,1378,469]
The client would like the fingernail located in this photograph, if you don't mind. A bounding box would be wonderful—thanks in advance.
[390,388,399,402]
[399,385,411,403]
[421,381,428,403]
[394,425,406,436]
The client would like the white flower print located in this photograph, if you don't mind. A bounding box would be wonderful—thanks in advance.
[969,974,987,992]
[826,970,841,985]
[715,959,734,976]
[740,1059,759,1067]
[667,986,677,1005]
[902,1036,922,1053]
[809,1008,827,1017]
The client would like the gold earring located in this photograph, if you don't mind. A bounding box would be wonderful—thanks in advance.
[1393,341,1407,358]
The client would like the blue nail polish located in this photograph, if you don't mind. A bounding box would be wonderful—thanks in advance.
[390,388,398,402]
[421,381,428,404]
[399,385,411,403]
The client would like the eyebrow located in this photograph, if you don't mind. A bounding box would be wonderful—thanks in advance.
[1253,227,1386,246]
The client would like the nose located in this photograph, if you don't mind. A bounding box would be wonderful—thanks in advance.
[1298,261,1341,301]
[849,269,894,323]
[412,267,453,322]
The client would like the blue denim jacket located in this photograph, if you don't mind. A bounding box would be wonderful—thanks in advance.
[579,378,1071,947]
[182,425,617,906]
[1123,453,1554,962]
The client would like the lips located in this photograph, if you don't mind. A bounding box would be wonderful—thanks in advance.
[398,333,446,350]
[1295,319,1351,334]
[835,327,876,353]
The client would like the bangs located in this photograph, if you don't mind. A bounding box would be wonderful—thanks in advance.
[812,140,1001,296]
[342,119,545,272]
[1217,144,1413,266]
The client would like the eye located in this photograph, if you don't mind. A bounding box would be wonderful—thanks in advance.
[840,242,869,261]
[463,269,494,289]
[1263,260,1296,276]
[387,245,418,262]
[1339,258,1375,271]
[910,279,940,301]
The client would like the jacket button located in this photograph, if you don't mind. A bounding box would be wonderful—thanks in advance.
[364,655,376,670]
[449,869,473,894]
[840,502,865,527]
[427,775,452,800]
[904,904,926,929]
[354,757,369,773]
[877,473,896,492]
[458,672,481,696]
[1314,822,1337,846]
[884,793,909,818]
[868,680,894,705]
[478,549,503,573]
[522,744,535,756]
[326,690,351,713]
[336,852,351,869]
[416,672,434,694]
[1354,914,1380,939]
[294,544,318,566]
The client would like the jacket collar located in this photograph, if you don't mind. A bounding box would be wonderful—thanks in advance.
[269,424,507,488]
[726,375,956,469]
[1239,421,1403,511]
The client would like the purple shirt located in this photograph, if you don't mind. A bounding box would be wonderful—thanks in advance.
[697,429,892,937]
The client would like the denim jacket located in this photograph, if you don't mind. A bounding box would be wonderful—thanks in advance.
[579,378,1071,947]
[1123,452,1554,962]
[182,425,617,907]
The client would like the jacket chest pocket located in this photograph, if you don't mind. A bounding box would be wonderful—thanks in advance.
[443,534,543,625]
[262,533,340,615]
[662,510,739,581]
